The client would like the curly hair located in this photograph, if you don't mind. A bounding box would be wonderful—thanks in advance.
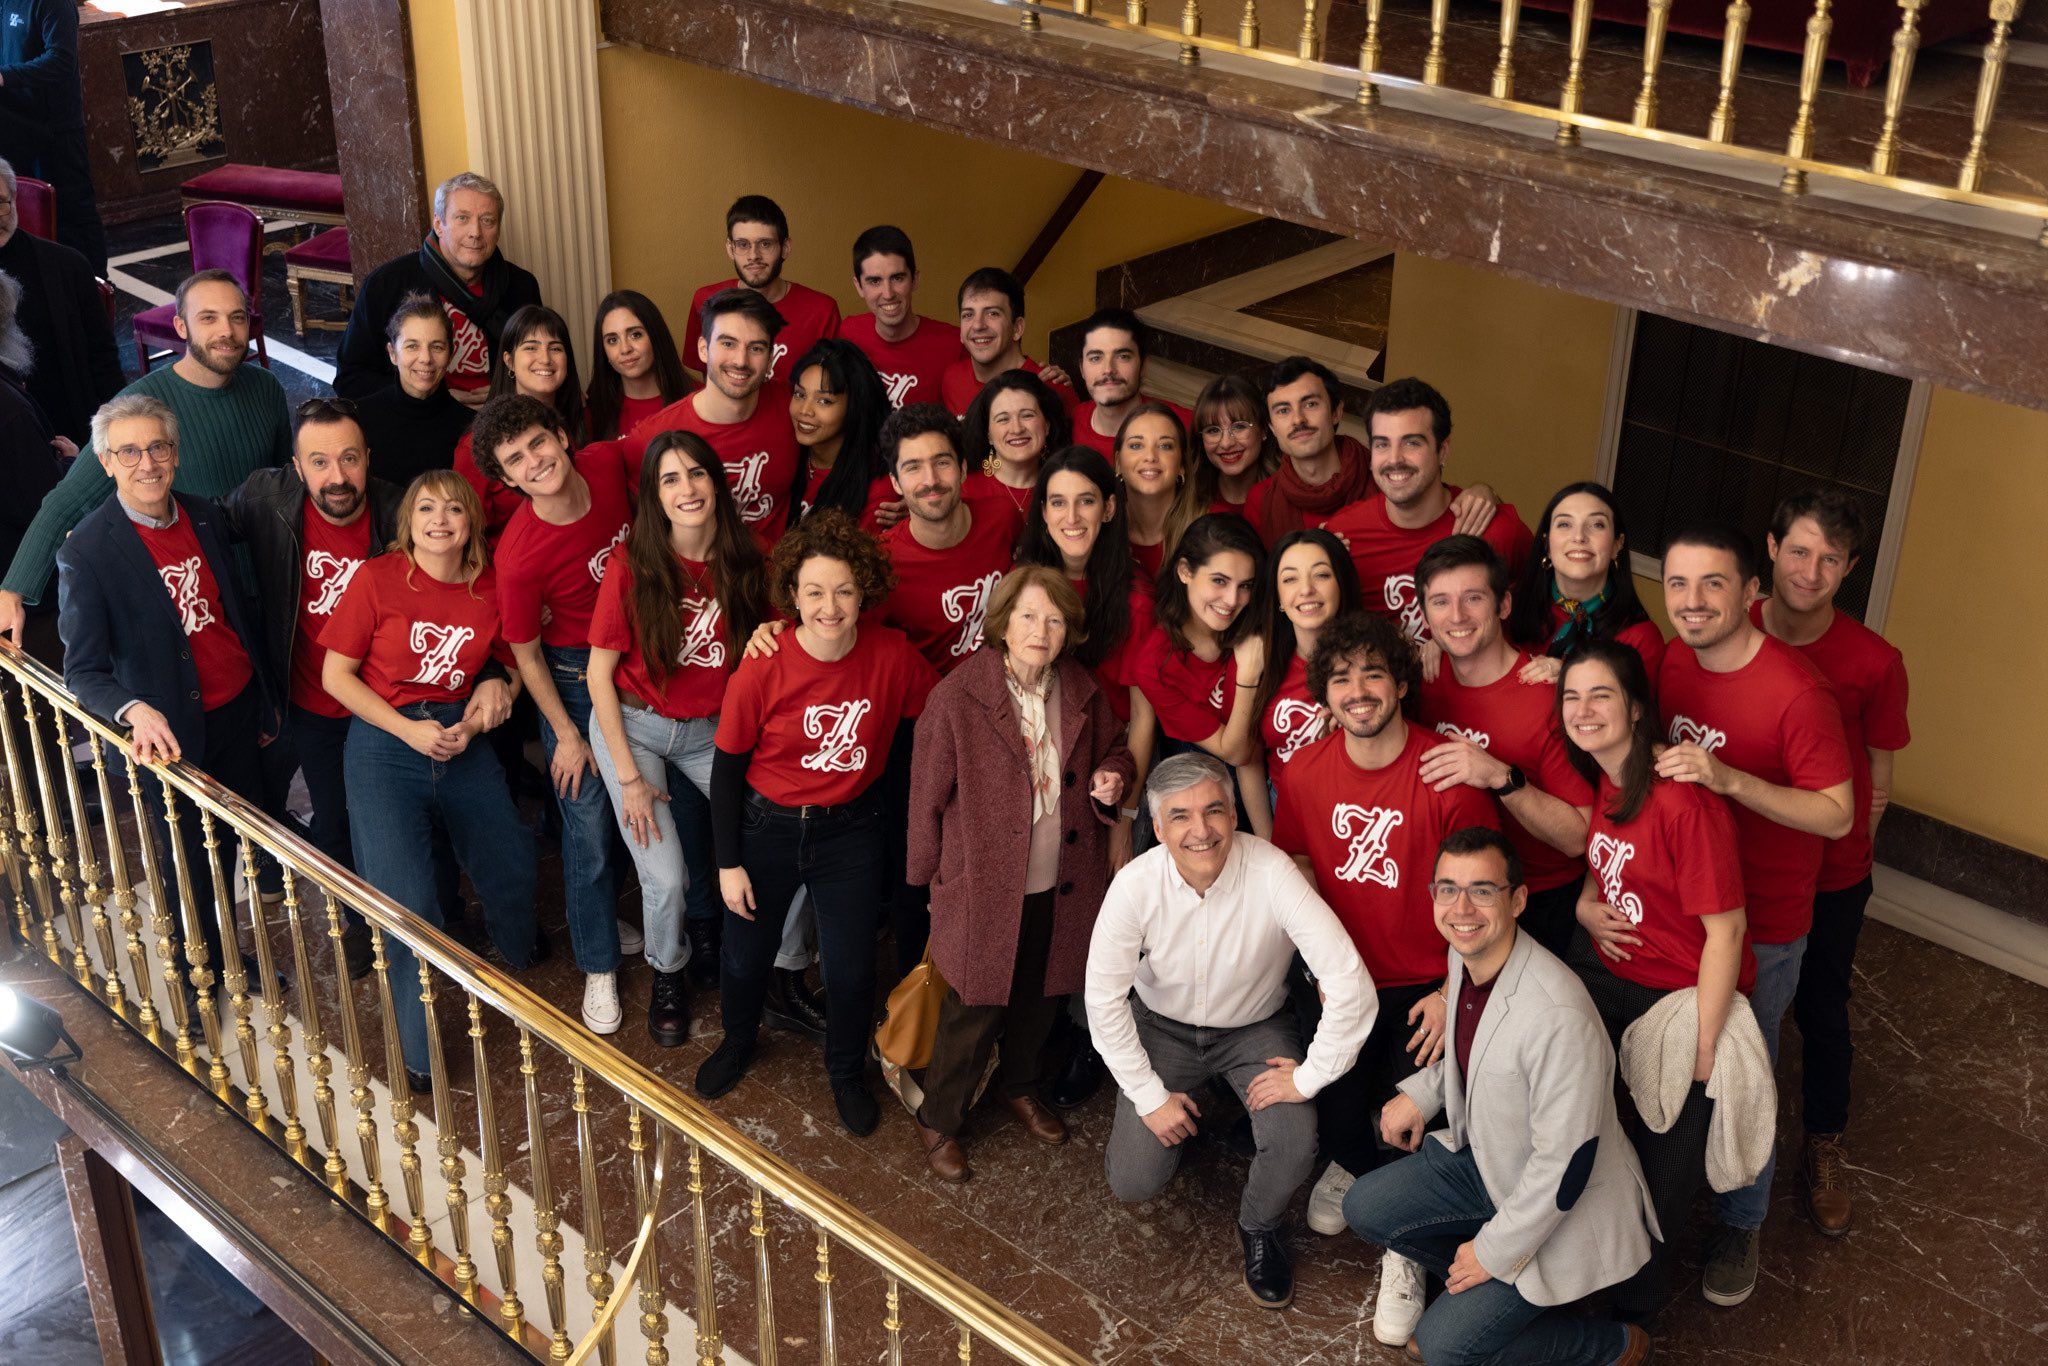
[468,393,563,487]
[1306,610,1420,718]
[768,508,896,617]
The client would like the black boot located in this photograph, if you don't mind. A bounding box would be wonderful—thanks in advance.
[647,968,690,1047]
[685,919,721,989]
[1239,1226,1294,1309]
[764,967,827,1042]
[341,924,374,982]
[1050,1032,1103,1109]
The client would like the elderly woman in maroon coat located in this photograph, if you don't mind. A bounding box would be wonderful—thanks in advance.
[905,564,1134,1182]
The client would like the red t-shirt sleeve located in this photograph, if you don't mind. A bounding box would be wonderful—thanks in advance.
[1140,660,1226,745]
[1780,684,1853,792]
[495,543,543,645]
[1446,780,1503,835]
[1670,798,1746,919]
[1864,653,1911,751]
[319,567,379,659]
[713,659,767,754]
[898,643,940,721]
[1271,766,1306,854]
[1486,511,1535,583]
[1532,723,1595,808]
[588,558,633,654]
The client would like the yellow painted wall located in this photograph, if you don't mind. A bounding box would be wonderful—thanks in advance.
[408,0,470,197]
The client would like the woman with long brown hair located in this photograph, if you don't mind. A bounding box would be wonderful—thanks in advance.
[586,289,691,441]
[587,431,769,1046]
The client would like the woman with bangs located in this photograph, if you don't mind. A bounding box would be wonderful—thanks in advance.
[1114,400,1206,581]
[586,289,692,441]
[961,368,1073,517]
[320,470,535,1092]
[453,304,590,543]
[1191,373,1276,516]
[587,430,770,1047]
[787,338,905,530]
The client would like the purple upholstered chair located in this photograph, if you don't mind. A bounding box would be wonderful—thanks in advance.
[133,201,270,374]
[13,175,56,240]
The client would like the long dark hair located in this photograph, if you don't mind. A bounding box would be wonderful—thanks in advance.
[1558,638,1660,824]
[1018,445,1133,669]
[1156,512,1265,655]
[788,339,891,523]
[1254,527,1363,715]
[961,369,1073,471]
[1509,481,1649,656]
[1190,373,1276,508]
[585,290,689,440]
[628,431,769,686]
[489,304,587,443]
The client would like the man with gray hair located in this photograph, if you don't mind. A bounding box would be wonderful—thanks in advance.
[333,171,542,402]
[1086,751,1377,1311]
[0,156,123,445]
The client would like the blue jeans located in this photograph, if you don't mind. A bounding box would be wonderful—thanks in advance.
[345,703,538,1073]
[1346,1141,1627,1366]
[542,646,623,974]
[587,704,717,974]
[1715,933,1807,1230]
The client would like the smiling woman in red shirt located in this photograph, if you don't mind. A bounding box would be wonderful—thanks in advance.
[1253,528,1364,781]
[1503,481,1665,690]
[320,470,536,1091]
[696,509,939,1137]
[788,339,904,531]
[585,290,692,441]
[452,305,589,544]
[1191,374,1277,517]
[960,369,1073,519]
[1114,402,1205,583]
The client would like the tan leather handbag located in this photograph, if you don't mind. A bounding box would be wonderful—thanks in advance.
[874,949,948,1070]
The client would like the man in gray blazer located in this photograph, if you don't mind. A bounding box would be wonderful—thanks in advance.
[1346,827,1655,1364]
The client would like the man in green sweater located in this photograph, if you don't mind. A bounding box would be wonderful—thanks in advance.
[0,268,291,644]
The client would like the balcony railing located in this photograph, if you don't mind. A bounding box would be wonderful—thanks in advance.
[0,640,1084,1365]
[975,0,2046,243]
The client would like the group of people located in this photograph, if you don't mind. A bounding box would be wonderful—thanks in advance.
[0,172,1911,1365]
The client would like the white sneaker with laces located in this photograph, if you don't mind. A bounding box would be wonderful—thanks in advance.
[1373,1250,1426,1346]
[616,919,644,956]
[1306,1160,1356,1235]
[582,971,622,1035]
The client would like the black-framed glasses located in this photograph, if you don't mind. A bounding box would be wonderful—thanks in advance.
[1429,880,1509,909]
[109,440,177,468]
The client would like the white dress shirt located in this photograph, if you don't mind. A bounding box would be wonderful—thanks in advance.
[1085,833,1377,1116]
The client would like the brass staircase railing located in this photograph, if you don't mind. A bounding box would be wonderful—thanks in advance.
[0,641,1084,1365]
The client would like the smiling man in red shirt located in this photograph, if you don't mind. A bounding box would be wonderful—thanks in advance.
[1069,308,1195,459]
[838,225,962,410]
[680,195,841,385]
[939,267,1077,416]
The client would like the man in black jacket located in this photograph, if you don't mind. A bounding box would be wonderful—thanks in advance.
[332,172,542,402]
[0,0,107,275]
[0,157,123,444]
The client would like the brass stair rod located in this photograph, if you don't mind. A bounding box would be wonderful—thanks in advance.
[1493,0,1522,99]
[1635,0,1674,128]
[1783,0,1835,192]
[1958,0,2018,191]
[1707,1,1752,142]
[1871,0,1929,175]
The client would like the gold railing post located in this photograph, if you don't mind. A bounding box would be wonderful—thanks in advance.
[241,838,301,1151]
[127,753,193,1063]
[1237,0,1258,50]
[1959,1,2017,191]
[1356,0,1384,105]
[1125,0,1144,25]
[56,717,117,1008]
[1492,0,1521,99]
[24,693,87,983]
[749,1183,778,1366]
[470,995,524,1335]
[419,960,478,1297]
[1298,0,1318,61]
[203,813,262,1122]
[0,679,34,945]
[161,785,227,1089]
[1071,0,1091,14]
[958,1324,974,1363]
[1707,1,1752,142]
[629,1111,670,1366]
[282,867,339,1173]
[573,1064,617,1366]
[90,735,155,1034]
[1557,0,1595,146]
[327,895,387,1213]
[522,1028,574,1362]
[1020,2,1039,33]
[884,1277,904,1366]
[684,1138,715,1366]
[815,1230,838,1366]
[1634,0,1674,128]
[1870,0,1927,175]
[1783,0,1835,192]
[1179,0,1201,65]
[1423,0,1450,85]
[371,925,434,1260]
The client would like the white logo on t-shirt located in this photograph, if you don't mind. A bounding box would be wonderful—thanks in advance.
[1668,715,1727,753]
[304,551,362,617]
[726,451,772,524]
[158,557,217,635]
[1271,698,1324,763]
[678,596,726,669]
[941,571,1003,659]
[1588,833,1646,925]
[1384,574,1426,642]
[801,699,871,773]
[1207,675,1226,711]
[769,342,789,377]
[406,623,475,689]
[879,372,917,408]
[444,306,490,382]
[1434,721,1491,749]
[1332,804,1404,888]
[587,524,629,584]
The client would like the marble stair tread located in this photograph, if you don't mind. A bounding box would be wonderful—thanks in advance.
[1137,296,1382,384]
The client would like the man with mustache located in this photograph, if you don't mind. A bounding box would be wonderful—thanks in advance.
[839,225,961,410]
[939,266,1076,416]
[680,195,840,385]
[1242,356,1373,547]
[1,270,291,649]
[1068,307,1193,459]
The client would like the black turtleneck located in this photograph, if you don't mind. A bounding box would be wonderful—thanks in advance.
[354,381,474,492]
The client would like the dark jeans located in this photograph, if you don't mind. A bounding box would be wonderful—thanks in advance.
[723,796,885,1081]
[541,646,623,974]
[670,765,720,927]
[1313,977,1440,1178]
[1521,875,1583,962]
[137,684,267,981]
[1345,1141,1627,1366]
[1794,875,1873,1137]
[293,704,460,934]
[918,889,1060,1136]
[344,703,538,1072]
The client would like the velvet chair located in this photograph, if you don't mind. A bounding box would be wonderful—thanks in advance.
[16,175,116,328]
[133,201,269,373]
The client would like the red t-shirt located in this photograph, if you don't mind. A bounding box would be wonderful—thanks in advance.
[1750,602,1910,891]
[1541,602,1667,686]
[452,429,529,546]
[714,624,938,807]
[939,354,1079,417]
[805,470,897,530]
[320,555,513,707]
[441,285,492,396]
[493,441,637,647]
[1260,652,1323,775]
[1416,652,1595,893]
[136,514,255,710]
[1587,774,1755,994]
[682,279,841,384]
[624,386,803,542]
[612,393,670,441]
[838,314,961,410]
[1128,619,1236,746]
[962,472,1034,520]
[1325,491,1536,642]
[1076,575,1151,723]
[588,554,731,719]
[1273,725,1502,987]
[290,502,376,718]
[880,496,1022,674]
[1070,398,1197,459]
[1658,635,1852,943]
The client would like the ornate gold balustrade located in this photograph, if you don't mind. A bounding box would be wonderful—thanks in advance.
[0,641,1084,1366]
[978,0,2045,243]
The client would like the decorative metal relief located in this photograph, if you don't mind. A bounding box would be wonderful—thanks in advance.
[122,42,225,174]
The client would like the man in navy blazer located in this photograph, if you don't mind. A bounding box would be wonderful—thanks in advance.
[57,393,276,984]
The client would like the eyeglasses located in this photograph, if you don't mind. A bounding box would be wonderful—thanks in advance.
[1201,421,1259,440]
[109,440,177,468]
[1429,880,1510,909]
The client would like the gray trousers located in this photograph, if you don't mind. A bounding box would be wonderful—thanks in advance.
[1104,1001,1318,1232]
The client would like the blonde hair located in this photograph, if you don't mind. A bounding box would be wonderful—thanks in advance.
[393,469,489,595]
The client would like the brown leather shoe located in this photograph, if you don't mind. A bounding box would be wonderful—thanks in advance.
[914,1118,971,1183]
[1004,1094,1069,1145]
[1402,1338,1422,1363]
[1804,1132,1852,1236]
[1612,1323,1652,1364]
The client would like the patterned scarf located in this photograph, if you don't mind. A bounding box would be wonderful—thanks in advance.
[1549,580,1609,656]
[1004,660,1060,822]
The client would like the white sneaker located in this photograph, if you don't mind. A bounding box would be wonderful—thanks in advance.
[616,919,644,956]
[581,971,622,1035]
[1372,1250,1426,1346]
[1306,1160,1356,1235]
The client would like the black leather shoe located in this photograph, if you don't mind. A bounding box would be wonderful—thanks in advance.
[694,1037,756,1100]
[647,968,690,1047]
[341,925,374,982]
[832,1075,879,1137]
[1239,1226,1294,1309]
[1049,1033,1103,1110]
[405,1067,434,1097]
[764,968,828,1042]
[685,920,721,989]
